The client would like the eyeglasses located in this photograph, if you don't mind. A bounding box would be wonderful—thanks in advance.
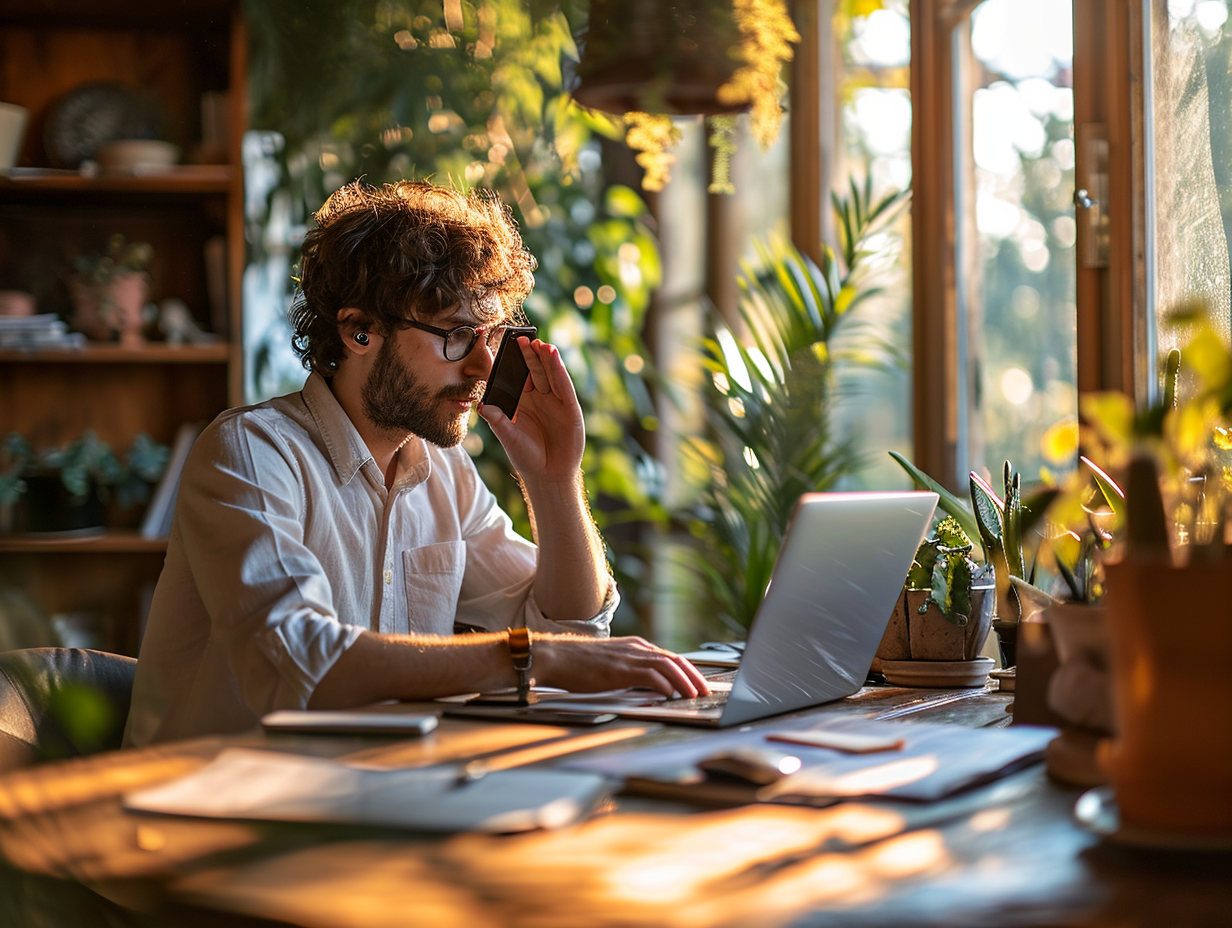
[401,319,507,362]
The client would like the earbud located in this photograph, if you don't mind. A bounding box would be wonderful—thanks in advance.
[354,332,370,346]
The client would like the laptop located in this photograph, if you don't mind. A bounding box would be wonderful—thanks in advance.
[519,490,939,728]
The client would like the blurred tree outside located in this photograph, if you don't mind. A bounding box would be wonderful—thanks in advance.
[241,0,668,630]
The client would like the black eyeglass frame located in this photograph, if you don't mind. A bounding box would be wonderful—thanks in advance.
[401,319,510,362]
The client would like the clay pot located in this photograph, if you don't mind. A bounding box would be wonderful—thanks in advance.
[875,584,995,665]
[1099,557,1232,835]
[70,271,149,345]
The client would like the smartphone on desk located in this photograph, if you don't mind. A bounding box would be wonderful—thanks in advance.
[261,709,439,735]
[481,325,537,419]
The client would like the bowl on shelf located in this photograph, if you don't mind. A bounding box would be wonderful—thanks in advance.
[95,139,179,174]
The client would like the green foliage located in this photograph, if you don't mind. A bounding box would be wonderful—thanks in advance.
[892,453,1058,622]
[906,516,983,627]
[46,684,117,757]
[0,431,169,509]
[243,0,668,618]
[678,182,908,632]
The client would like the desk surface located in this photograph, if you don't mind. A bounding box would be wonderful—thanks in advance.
[0,683,1228,928]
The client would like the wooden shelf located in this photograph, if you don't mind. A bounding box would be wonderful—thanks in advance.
[0,167,233,202]
[0,343,231,364]
[0,531,168,553]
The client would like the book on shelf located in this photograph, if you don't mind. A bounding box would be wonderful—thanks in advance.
[0,314,86,350]
[140,421,207,539]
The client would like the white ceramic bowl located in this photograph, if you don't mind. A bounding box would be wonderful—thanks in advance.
[95,139,179,173]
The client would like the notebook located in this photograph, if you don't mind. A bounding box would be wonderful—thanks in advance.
[527,491,938,727]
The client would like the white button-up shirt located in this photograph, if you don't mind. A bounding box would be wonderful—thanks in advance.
[125,372,615,746]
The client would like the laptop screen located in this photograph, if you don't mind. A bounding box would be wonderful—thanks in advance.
[721,491,937,725]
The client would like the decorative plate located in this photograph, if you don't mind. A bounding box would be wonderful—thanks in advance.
[44,82,161,168]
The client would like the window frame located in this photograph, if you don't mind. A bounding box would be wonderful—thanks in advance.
[901,0,1149,489]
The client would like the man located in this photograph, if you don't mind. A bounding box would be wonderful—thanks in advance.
[124,180,707,746]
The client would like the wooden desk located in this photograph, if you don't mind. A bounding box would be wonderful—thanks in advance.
[0,684,1228,928]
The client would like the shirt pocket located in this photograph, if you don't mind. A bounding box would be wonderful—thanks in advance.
[402,541,466,634]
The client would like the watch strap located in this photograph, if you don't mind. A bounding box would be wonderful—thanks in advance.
[508,626,533,706]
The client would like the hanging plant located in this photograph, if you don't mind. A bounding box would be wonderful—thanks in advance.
[572,0,799,193]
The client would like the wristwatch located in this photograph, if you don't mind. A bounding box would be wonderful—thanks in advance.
[507,626,533,706]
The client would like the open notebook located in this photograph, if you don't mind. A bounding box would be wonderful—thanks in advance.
[474,491,938,728]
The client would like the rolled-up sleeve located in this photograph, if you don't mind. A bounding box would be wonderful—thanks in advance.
[177,417,362,712]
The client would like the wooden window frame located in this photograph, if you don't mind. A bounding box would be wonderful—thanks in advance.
[904,0,1147,488]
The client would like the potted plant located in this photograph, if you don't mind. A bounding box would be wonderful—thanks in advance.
[0,430,169,534]
[889,452,1058,667]
[877,515,996,667]
[68,233,154,346]
[572,0,800,192]
[1074,311,1232,834]
[676,180,909,635]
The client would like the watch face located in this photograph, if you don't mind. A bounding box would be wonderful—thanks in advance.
[44,81,163,168]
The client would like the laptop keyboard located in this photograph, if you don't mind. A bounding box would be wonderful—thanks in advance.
[657,670,737,710]
[662,694,729,711]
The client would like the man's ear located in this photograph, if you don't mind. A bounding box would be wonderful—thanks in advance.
[338,307,375,356]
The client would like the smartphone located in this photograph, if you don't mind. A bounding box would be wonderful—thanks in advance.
[444,705,618,726]
[481,325,537,419]
[260,710,439,735]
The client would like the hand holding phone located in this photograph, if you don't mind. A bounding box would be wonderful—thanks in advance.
[480,325,537,419]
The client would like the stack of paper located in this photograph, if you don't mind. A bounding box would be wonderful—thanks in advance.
[0,314,86,350]
[124,747,613,833]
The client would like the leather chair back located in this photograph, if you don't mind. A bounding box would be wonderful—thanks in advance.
[0,648,137,773]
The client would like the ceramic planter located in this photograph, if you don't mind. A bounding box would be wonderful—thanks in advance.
[876,584,995,664]
[70,271,149,345]
[1042,599,1112,788]
[1100,557,1232,835]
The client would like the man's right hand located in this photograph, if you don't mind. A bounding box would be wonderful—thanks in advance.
[535,635,711,698]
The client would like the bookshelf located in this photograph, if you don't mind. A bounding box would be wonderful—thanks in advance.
[0,0,246,655]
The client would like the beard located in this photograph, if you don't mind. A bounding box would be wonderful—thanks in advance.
[361,336,479,448]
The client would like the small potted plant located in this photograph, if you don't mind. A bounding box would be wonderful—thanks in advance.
[888,452,1058,668]
[68,233,155,346]
[0,430,168,534]
[890,515,996,663]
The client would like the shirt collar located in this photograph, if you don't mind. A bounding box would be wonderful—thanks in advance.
[301,371,434,489]
[301,372,375,485]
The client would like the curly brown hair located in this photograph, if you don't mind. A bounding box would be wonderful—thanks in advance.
[289,180,537,373]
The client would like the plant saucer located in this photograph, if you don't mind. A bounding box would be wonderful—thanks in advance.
[879,656,994,687]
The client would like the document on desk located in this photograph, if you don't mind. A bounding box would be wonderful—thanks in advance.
[124,748,612,833]
[560,718,1056,803]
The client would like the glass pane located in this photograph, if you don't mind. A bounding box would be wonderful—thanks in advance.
[1148,0,1232,371]
[832,0,913,489]
[962,0,1076,481]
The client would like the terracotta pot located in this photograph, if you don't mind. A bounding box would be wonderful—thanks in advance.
[70,272,149,344]
[872,591,912,668]
[1100,558,1232,835]
[896,584,995,662]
